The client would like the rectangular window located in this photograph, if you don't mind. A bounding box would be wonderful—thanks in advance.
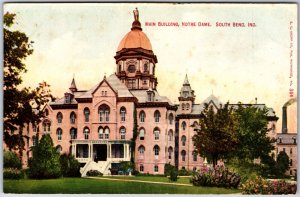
[154,165,158,172]
[140,165,144,172]
[100,112,104,122]
[193,153,197,161]
[154,131,159,140]
[105,111,109,122]
[290,148,293,155]
[128,80,136,89]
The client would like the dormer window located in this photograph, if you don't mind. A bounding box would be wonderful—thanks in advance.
[147,90,155,102]
[128,65,136,73]
[64,93,72,104]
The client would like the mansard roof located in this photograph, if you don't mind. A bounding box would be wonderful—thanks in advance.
[130,89,174,105]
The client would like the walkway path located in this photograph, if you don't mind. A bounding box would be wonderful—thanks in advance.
[85,176,193,187]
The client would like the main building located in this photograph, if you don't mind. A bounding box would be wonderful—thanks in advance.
[21,9,284,176]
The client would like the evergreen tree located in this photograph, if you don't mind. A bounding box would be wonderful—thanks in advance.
[28,134,61,179]
[276,151,290,178]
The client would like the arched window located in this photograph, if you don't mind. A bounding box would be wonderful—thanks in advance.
[57,112,63,123]
[83,127,89,140]
[70,111,76,124]
[182,121,187,130]
[154,110,160,123]
[70,128,77,140]
[120,127,126,139]
[186,103,190,110]
[193,151,197,161]
[45,109,49,116]
[139,128,145,140]
[138,145,145,159]
[98,127,104,139]
[154,127,160,140]
[99,104,110,122]
[56,128,62,140]
[32,136,37,146]
[181,150,186,161]
[168,130,173,141]
[43,120,51,133]
[154,145,160,157]
[168,113,174,125]
[182,103,185,110]
[193,121,198,127]
[144,63,148,73]
[181,135,186,146]
[120,107,126,122]
[139,111,145,122]
[84,108,90,122]
[104,127,110,139]
[56,145,62,154]
[168,146,173,159]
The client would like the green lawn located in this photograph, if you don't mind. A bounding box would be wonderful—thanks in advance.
[103,175,191,184]
[4,177,241,194]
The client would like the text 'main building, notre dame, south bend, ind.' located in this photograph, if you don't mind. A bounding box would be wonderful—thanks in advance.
[21,8,283,176]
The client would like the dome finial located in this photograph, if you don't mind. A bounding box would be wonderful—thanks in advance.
[133,7,139,21]
[131,8,142,31]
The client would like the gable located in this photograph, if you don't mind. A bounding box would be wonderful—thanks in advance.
[92,80,117,97]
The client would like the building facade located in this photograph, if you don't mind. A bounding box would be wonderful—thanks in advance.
[16,9,293,176]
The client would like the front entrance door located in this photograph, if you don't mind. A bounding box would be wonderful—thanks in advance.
[93,144,107,161]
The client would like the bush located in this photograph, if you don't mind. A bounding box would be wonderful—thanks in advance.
[242,176,297,194]
[164,163,174,176]
[86,170,103,177]
[28,134,61,179]
[60,153,81,177]
[191,165,241,188]
[3,168,24,179]
[3,151,22,169]
[178,168,191,176]
[169,168,178,182]
[131,170,140,176]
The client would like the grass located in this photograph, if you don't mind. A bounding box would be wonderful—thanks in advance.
[4,177,241,194]
[102,175,191,184]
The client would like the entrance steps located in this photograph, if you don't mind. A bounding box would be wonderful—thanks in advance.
[80,160,111,177]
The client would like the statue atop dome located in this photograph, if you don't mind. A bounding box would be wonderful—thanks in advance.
[133,8,139,21]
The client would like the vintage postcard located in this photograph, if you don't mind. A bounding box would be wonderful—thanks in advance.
[2,2,298,194]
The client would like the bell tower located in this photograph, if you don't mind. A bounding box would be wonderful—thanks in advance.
[114,8,158,90]
[178,74,195,114]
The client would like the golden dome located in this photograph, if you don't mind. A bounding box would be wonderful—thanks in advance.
[117,29,153,51]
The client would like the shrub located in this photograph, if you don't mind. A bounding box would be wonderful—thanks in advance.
[164,163,175,176]
[169,168,178,182]
[60,153,81,177]
[242,176,297,194]
[178,168,191,176]
[86,170,103,177]
[131,170,140,176]
[3,168,24,179]
[3,150,22,169]
[28,134,61,179]
[191,165,241,188]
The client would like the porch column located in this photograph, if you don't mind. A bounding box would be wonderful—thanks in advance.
[72,144,76,158]
[124,144,126,159]
[88,143,91,159]
[91,143,93,160]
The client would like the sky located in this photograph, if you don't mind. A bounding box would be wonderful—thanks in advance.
[4,3,297,132]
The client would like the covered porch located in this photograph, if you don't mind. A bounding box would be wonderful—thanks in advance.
[71,140,131,163]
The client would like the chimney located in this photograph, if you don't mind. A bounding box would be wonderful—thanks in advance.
[282,106,288,133]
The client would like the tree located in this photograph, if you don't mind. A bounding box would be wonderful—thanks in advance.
[192,103,239,167]
[3,12,52,163]
[28,134,61,179]
[276,151,290,178]
[232,105,275,161]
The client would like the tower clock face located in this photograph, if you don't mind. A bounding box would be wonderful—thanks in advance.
[128,65,136,73]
